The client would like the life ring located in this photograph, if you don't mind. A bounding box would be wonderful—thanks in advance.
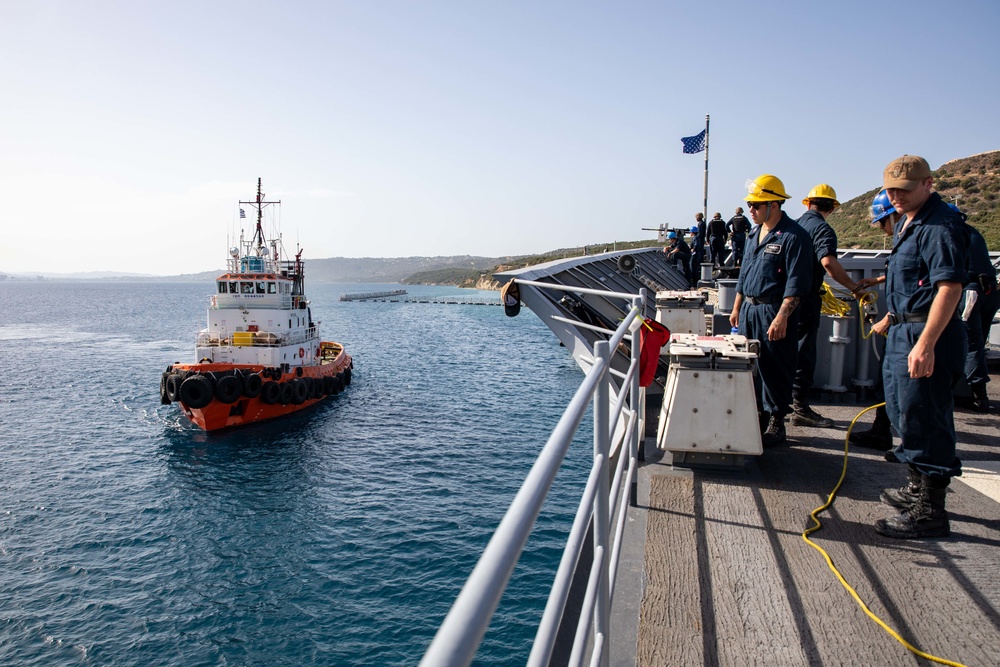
[299,347,305,358]
[179,374,213,409]
[214,375,242,404]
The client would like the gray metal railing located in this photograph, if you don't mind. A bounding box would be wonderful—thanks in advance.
[420,287,647,667]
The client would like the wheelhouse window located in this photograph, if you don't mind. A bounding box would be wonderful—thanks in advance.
[241,282,254,293]
[256,281,266,294]
[267,282,277,294]
[218,282,228,294]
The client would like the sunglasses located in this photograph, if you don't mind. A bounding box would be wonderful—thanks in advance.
[746,201,770,211]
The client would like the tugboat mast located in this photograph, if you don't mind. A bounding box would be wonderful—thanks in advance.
[239,177,281,259]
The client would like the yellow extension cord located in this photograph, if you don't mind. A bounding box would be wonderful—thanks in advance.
[801,403,967,667]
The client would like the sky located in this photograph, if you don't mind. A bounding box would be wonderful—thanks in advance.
[2,0,999,276]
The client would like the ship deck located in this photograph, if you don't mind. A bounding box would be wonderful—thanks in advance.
[613,373,1000,667]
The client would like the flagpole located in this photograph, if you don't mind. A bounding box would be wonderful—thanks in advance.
[702,114,710,224]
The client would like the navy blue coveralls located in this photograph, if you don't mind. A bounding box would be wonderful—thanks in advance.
[793,210,839,402]
[690,220,706,284]
[961,222,1000,386]
[883,193,968,479]
[668,237,692,284]
[708,217,728,266]
[727,214,751,265]
[735,212,813,417]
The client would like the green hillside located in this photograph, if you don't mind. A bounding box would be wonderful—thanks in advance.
[828,150,1000,250]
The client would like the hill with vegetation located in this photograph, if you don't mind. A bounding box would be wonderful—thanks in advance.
[828,150,1000,250]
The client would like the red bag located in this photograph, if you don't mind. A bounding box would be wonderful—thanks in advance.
[638,319,670,387]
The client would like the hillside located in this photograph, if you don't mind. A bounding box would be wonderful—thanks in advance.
[828,150,1000,249]
[433,239,664,288]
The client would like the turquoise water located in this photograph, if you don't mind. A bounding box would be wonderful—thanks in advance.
[0,281,591,666]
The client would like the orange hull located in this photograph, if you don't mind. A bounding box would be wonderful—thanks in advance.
[161,350,353,432]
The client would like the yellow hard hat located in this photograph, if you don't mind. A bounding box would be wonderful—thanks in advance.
[745,174,791,202]
[802,184,840,208]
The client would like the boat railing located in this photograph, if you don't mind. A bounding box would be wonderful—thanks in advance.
[420,286,647,667]
[195,326,318,349]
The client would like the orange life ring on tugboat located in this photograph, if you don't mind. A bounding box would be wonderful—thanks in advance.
[299,347,306,358]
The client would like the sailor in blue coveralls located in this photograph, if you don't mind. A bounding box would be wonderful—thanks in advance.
[952,204,1000,413]
[792,184,868,428]
[875,156,968,540]
[729,174,813,447]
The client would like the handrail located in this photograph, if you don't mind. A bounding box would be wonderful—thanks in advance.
[420,287,647,667]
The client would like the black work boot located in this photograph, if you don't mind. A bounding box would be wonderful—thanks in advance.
[970,381,990,413]
[791,399,834,428]
[849,405,893,450]
[875,475,950,539]
[880,465,921,509]
[761,413,787,448]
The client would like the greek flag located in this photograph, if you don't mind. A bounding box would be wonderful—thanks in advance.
[681,130,706,154]
[240,208,246,218]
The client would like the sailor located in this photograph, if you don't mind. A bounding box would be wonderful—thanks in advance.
[690,213,707,287]
[707,212,728,267]
[950,203,999,413]
[791,184,868,428]
[729,174,813,447]
[875,155,968,540]
[850,190,901,450]
[664,231,692,285]
[726,207,752,266]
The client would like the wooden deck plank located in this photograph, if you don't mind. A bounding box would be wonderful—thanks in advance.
[626,379,1000,667]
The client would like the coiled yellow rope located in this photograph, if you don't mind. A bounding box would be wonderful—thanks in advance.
[801,404,967,667]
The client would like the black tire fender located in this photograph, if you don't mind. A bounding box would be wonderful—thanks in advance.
[180,374,213,409]
[278,382,294,405]
[291,378,307,405]
[165,373,185,403]
[214,375,242,404]
[243,373,263,399]
[260,381,280,405]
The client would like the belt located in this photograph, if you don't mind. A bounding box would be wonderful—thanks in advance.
[887,312,928,325]
[746,295,781,306]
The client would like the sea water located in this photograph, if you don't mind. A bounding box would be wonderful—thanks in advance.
[0,281,592,666]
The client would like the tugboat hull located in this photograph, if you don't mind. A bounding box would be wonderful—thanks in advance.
[162,352,353,431]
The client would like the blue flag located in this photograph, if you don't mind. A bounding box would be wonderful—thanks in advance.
[681,130,706,154]
[240,208,246,219]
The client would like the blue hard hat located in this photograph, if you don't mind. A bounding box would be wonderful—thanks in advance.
[870,190,896,225]
[689,225,699,233]
[947,203,962,214]
[667,231,677,239]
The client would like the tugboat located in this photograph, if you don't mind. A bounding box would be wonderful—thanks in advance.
[160,178,353,431]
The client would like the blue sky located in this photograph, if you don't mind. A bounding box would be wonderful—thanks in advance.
[2,0,999,275]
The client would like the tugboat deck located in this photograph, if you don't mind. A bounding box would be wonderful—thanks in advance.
[615,376,1000,667]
